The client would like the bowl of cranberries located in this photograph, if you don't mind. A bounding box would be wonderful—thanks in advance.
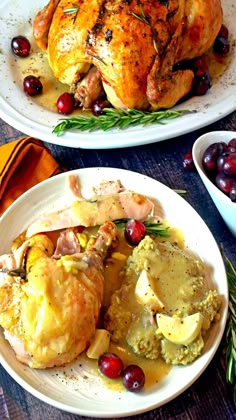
[192,131,236,237]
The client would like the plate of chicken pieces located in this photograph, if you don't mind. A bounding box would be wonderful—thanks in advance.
[0,0,235,149]
[0,167,228,417]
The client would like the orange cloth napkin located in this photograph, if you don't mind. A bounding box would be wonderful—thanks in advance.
[0,137,61,216]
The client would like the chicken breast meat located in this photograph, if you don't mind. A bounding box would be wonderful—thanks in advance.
[33,0,223,110]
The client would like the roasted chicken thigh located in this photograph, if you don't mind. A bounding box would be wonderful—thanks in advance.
[33,0,223,110]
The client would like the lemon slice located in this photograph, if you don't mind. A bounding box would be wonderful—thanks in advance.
[156,312,203,345]
[86,329,111,359]
[135,270,165,311]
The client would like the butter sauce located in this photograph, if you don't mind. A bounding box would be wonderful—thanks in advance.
[17,36,68,112]
[41,222,181,389]
[15,35,231,113]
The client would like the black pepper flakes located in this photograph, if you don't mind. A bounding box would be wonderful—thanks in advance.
[86,32,93,47]
[105,29,113,43]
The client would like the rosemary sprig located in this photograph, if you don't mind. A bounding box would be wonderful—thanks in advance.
[92,56,107,66]
[131,4,150,25]
[52,108,190,136]
[113,218,170,238]
[131,4,158,52]
[153,39,158,54]
[64,4,79,23]
[222,253,236,402]
[173,189,187,196]
[143,221,170,237]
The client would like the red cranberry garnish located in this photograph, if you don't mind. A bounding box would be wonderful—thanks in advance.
[98,353,124,379]
[23,75,43,96]
[222,153,236,176]
[11,36,31,58]
[56,92,74,114]
[215,173,235,196]
[228,138,236,149]
[192,72,212,96]
[217,24,229,40]
[217,153,228,173]
[183,151,195,171]
[125,220,146,246]
[227,138,236,154]
[122,365,145,392]
[91,99,109,116]
[192,56,209,76]
[213,37,230,55]
[229,184,236,202]
[202,142,227,173]
[202,138,236,202]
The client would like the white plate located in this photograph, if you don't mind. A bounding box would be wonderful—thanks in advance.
[0,167,228,417]
[0,0,236,149]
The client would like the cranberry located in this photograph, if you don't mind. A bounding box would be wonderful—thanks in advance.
[193,71,211,96]
[183,151,195,171]
[98,353,123,379]
[213,36,230,55]
[215,173,235,196]
[192,56,209,76]
[91,99,109,116]
[75,226,85,233]
[222,153,236,175]
[217,153,228,173]
[23,75,43,96]
[229,184,236,202]
[11,35,31,58]
[125,220,146,246]
[202,138,236,202]
[227,138,236,154]
[228,138,236,149]
[122,365,145,392]
[202,142,227,173]
[217,24,229,40]
[227,146,236,154]
[56,92,74,114]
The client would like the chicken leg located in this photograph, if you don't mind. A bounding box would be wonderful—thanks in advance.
[0,221,118,369]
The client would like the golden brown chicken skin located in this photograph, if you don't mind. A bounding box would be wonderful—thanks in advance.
[33,0,223,110]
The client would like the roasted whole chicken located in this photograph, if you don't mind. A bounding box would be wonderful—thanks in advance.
[33,0,223,110]
[0,221,118,368]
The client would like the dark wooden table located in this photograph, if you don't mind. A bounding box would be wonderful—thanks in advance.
[0,112,235,419]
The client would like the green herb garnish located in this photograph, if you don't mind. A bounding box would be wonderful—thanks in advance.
[131,3,150,25]
[64,4,79,23]
[114,218,170,238]
[52,108,190,136]
[173,189,187,197]
[222,253,236,402]
[143,221,170,237]
[92,55,107,66]
[153,38,158,54]
[131,3,158,52]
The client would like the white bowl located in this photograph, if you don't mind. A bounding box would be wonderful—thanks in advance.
[0,167,228,417]
[192,130,236,237]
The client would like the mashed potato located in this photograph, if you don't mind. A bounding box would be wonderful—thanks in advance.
[105,236,222,365]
